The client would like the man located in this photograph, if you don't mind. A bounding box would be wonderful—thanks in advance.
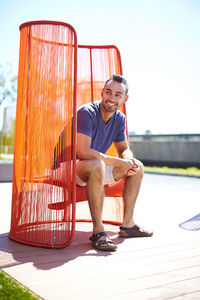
[76,74,153,251]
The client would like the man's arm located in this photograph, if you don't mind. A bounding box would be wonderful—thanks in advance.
[77,133,133,170]
[114,140,133,159]
[76,132,100,160]
[114,140,139,169]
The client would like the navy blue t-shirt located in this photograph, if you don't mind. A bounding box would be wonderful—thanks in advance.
[77,101,126,154]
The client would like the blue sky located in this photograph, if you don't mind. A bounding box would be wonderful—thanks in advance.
[0,0,200,133]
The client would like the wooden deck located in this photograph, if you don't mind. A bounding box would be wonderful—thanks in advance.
[0,173,200,300]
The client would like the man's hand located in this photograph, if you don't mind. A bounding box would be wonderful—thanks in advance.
[124,158,139,176]
[114,158,137,177]
[112,158,140,181]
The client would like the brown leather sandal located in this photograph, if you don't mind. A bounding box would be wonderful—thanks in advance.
[89,232,117,251]
[119,225,153,238]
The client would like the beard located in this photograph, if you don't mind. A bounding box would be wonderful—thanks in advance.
[101,101,118,113]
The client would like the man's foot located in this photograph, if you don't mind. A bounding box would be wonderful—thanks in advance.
[118,224,153,238]
[89,232,117,251]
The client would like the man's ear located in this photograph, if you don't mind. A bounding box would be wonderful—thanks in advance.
[101,89,103,97]
[124,95,129,102]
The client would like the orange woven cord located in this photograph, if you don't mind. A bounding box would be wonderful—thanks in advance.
[75,45,125,225]
[10,22,127,248]
[10,21,78,248]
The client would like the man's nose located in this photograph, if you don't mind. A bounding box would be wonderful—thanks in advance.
[108,94,115,101]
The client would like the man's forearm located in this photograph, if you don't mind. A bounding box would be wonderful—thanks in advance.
[99,152,125,167]
[77,148,123,168]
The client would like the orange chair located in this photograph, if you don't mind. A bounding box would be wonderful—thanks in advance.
[9,21,127,248]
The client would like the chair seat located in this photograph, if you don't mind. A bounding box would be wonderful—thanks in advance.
[46,177,125,210]
[76,179,125,201]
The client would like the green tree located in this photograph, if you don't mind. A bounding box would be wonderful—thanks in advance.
[0,63,17,105]
[1,106,16,154]
[144,129,152,135]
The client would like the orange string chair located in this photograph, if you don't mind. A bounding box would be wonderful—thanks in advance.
[9,21,127,248]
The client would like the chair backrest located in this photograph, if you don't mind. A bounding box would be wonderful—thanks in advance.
[53,45,126,169]
[50,44,127,226]
[77,45,127,158]
[75,45,126,225]
[10,21,77,248]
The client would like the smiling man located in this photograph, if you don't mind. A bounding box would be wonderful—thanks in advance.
[76,74,153,251]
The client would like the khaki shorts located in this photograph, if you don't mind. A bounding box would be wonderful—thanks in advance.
[76,162,115,186]
[53,161,115,187]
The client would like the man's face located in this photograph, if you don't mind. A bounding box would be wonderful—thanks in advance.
[101,79,128,113]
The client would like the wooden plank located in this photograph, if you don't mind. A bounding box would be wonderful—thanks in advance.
[3,235,200,300]
[1,175,200,300]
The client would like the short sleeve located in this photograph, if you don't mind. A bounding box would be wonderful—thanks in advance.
[77,107,93,138]
[114,114,126,142]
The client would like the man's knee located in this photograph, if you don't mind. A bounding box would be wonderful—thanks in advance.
[86,159,105,185]
[89,159,105,177]
[135,159,144,176]
[77,159,105,182]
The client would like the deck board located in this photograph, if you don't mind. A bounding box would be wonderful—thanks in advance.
[1,174,200,300]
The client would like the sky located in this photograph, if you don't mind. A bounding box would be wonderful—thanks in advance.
[0,0,200,134]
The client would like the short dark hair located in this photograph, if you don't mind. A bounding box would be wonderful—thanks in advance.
[104,74,129,95]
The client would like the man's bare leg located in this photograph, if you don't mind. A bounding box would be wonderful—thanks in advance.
[76,159,105,234]
[113,160,144,228]
[86,174,105,234]
[122,161,144,228]
[113,160,152,237]
[77,159,117,250]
